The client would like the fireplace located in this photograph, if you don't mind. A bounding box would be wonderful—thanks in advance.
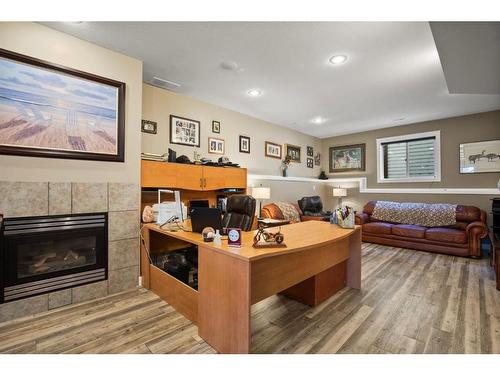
[1,213,108,303]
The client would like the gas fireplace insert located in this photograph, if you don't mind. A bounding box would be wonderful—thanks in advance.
[1,213,108,304]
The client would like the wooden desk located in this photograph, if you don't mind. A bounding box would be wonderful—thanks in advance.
[140,220,361,353]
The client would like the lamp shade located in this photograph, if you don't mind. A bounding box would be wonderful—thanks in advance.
[252,187,271,200]
[333,188,347,197]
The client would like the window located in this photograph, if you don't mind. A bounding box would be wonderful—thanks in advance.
[376,131,441,183]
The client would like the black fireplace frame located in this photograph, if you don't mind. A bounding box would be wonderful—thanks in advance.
[1,212,108,304]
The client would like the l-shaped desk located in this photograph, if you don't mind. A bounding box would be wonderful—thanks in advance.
[140,220,361,353]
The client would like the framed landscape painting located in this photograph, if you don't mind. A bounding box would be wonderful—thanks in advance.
[459,139,500,174]
[329,143,366,172]
[0,48,125,162]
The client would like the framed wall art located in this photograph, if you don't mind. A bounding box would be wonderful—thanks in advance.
[307,157,313,168]
[265,141,282,159]
[208,137,225,154]
[314,152,321,166]
[212,120,220,133]
[329,143,366,172]
[285,144,301,163]
[0,48,125,162]
[459,139,500,174]
[141,120,157,134]
[170,115,200,147]
[307,146,314,157]
[239,135,250,153]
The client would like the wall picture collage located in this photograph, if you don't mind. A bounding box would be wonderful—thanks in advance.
[143,113,319,169]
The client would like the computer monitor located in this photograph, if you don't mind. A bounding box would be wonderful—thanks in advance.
[189,200,209,208]
[190,207,223,233]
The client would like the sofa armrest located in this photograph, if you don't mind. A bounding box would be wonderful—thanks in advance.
[355,212,369,225]
[466,221,489,257]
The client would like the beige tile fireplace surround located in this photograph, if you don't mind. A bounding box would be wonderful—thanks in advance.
[0,181,140,322]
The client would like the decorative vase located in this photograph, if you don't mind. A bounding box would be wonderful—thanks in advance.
[282,168,288,177]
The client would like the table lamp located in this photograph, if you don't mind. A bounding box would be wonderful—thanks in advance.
[252,186,271,218]
[333,187,347,208]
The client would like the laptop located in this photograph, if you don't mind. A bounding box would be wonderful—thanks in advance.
[190,207,223,233]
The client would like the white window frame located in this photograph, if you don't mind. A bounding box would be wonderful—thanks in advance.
[376,130,441,183]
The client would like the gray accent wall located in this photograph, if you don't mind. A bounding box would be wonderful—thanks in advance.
[321,110,500,220]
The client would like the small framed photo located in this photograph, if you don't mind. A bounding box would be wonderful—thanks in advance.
[239,135,250,153]
[307,146,314,157]
[285,144,301,163]
[314,153,321,166]
[307,158,314,168]
[265,141,282,159]
[141,120,157,134]
[459,139,500,174]
[170,115,200,147]
[208,137,225,154]
[212,121,221,133]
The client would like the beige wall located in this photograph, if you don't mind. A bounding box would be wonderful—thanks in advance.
[0,23,143,183]
[142,84,323,178]
[321,110,500,219]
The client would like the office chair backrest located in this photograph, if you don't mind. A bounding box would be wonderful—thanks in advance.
[298,196,324,216]
[222,195,256,231]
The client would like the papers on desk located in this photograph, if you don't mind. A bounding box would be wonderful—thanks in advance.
[153,202,187,224]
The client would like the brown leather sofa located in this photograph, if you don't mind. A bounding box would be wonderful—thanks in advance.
[355,200,488,257]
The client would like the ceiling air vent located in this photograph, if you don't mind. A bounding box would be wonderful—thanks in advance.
[151,76,181,91]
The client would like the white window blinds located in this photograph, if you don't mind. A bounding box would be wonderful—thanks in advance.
[382,137,436,179]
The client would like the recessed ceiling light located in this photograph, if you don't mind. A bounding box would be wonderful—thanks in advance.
[311,116,325,125]
[247,89,262,97]
[329,55,348,65]
[220,61,238,71]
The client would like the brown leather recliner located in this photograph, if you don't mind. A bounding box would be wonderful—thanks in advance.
[355,200,488,257]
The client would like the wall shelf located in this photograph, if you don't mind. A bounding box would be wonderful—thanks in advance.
[248,174,499,195]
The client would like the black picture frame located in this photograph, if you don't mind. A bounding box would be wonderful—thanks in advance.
[307,157,313,168]
[170,115,201,147]
[239,135,250,153]
[141,120,157,134]
[0,48,126,162]
[307,146,314,157]
[212,121,221,133]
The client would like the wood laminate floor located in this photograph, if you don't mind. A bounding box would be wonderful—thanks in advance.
[0,243,498,354]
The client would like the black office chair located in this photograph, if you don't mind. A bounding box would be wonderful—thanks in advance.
[222,195,256,231]
[297,196,330,221]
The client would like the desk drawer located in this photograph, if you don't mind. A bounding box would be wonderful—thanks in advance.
[150,265,198,324]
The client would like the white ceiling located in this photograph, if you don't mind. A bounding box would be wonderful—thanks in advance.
[44,22,500,138]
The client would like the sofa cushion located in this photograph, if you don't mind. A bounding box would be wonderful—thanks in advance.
[274,202,301,223]
[363,222,393,235]
[425,227,467,244]
[392,224,426,239]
